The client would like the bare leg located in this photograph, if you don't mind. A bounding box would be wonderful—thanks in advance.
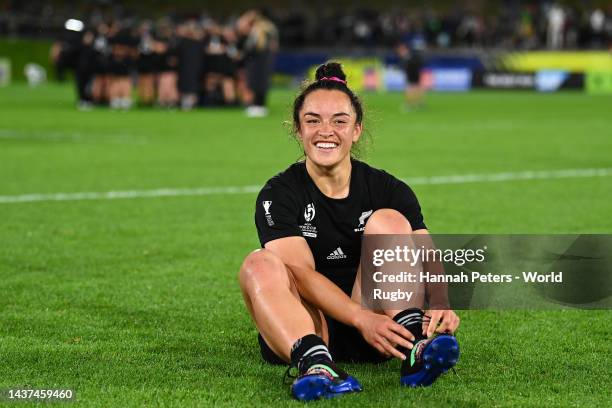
[236,69,251,105]
[404,83,424,109]
[351,209,424,317]
[239,249,327,362]
[92,75,108,104]
[108,77,119,108]
[118,77,132,97]
[205,74,218,94]
[158,72,179,106]
[222,77,236,104]
[120,77,133,109]
[138,74,155,105]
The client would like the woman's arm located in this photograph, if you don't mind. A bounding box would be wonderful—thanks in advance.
[413,229,461,337]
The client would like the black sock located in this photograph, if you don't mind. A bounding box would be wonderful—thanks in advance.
[254,91,266,106]
[393,308,427,347]
[290,334,332,369]
[394,309,429,376]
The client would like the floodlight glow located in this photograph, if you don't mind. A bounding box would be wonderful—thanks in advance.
[65,19,84,32]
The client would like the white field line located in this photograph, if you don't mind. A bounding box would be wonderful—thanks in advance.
[0,129,147,145]
[401,167,612,185]
[0,167,611,204]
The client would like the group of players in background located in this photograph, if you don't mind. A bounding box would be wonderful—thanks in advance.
[52,10,278,117]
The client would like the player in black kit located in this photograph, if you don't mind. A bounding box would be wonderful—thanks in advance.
[239,62,460,401]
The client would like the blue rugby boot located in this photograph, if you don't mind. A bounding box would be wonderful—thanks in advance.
[400,334,459,387]
[288,354,362,401]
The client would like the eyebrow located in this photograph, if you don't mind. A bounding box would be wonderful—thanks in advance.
[302,112,351,118]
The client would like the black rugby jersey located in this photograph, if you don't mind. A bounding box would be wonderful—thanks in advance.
[255,159,426,294]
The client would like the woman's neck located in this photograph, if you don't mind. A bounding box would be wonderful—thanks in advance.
[305,157,352,199]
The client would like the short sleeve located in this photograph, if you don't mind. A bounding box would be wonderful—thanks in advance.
[386,176,427,231]
[255,180,302,246]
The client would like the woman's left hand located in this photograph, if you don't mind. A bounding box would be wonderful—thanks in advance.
[422,309,460,338]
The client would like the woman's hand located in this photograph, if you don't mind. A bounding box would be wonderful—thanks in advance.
[422,309,460,338]
[353,310,415,360]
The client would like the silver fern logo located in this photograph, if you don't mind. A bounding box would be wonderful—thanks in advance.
[358,210,373,227]
[355,209,373,232]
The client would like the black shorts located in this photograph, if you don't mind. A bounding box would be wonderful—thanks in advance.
[406,68,421,85]
[93,57,110,75]
[108,57,133,76]
[258,316,389,365]
[203,54,236,77]
[137,54,156,74]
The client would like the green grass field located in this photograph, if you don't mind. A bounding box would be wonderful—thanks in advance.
[1,84,611,407]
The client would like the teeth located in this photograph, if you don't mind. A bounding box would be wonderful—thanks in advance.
[316,142,337,149]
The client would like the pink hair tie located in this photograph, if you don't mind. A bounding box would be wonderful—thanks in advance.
[319,76,347,85]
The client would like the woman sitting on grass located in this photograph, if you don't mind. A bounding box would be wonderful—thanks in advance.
[239,62,460,401]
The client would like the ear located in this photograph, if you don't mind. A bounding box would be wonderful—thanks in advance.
[296,127,304,143]
[352,122,362,143]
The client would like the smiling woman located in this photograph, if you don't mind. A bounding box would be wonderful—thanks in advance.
[238,62,461,401]
[297,88,361,188]
[291,63,365,163]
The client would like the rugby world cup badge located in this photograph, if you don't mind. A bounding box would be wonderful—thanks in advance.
[300,203,317,238]
[262,201,274,226]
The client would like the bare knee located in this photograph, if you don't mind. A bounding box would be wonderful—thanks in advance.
[239,249,289,294]
[364,209,413,234]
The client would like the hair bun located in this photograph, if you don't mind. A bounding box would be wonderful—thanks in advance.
[314,62,347,83]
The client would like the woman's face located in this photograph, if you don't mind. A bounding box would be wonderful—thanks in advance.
[298,89,362,170]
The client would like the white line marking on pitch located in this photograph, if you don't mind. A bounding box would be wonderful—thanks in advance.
[401,167,612,185]
[0,129,147,145]
[0,168,610,204]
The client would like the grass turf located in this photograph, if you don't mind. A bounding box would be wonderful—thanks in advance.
[0,84,611,406]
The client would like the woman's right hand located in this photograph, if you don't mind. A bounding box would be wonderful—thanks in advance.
[353,310,415,360]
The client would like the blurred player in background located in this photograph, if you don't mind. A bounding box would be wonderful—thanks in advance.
[397,42,425,111]
[107,22,136,110]
[176,19,205,111]
[73,30,96,110]
[202,22,237,106]
[136,21,157,107]
[91,21,111,106]
[50,24,95,110]
[238,10,278,117]
[154,19,179,108]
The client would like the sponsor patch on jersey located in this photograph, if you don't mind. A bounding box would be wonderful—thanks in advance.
[327,247,347,260]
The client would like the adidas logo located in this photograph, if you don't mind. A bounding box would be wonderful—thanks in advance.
[327,247,347,260]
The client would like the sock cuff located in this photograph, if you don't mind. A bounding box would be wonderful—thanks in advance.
[392,308,424,327]
[290,334,331,367]
[393,308,427,344]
